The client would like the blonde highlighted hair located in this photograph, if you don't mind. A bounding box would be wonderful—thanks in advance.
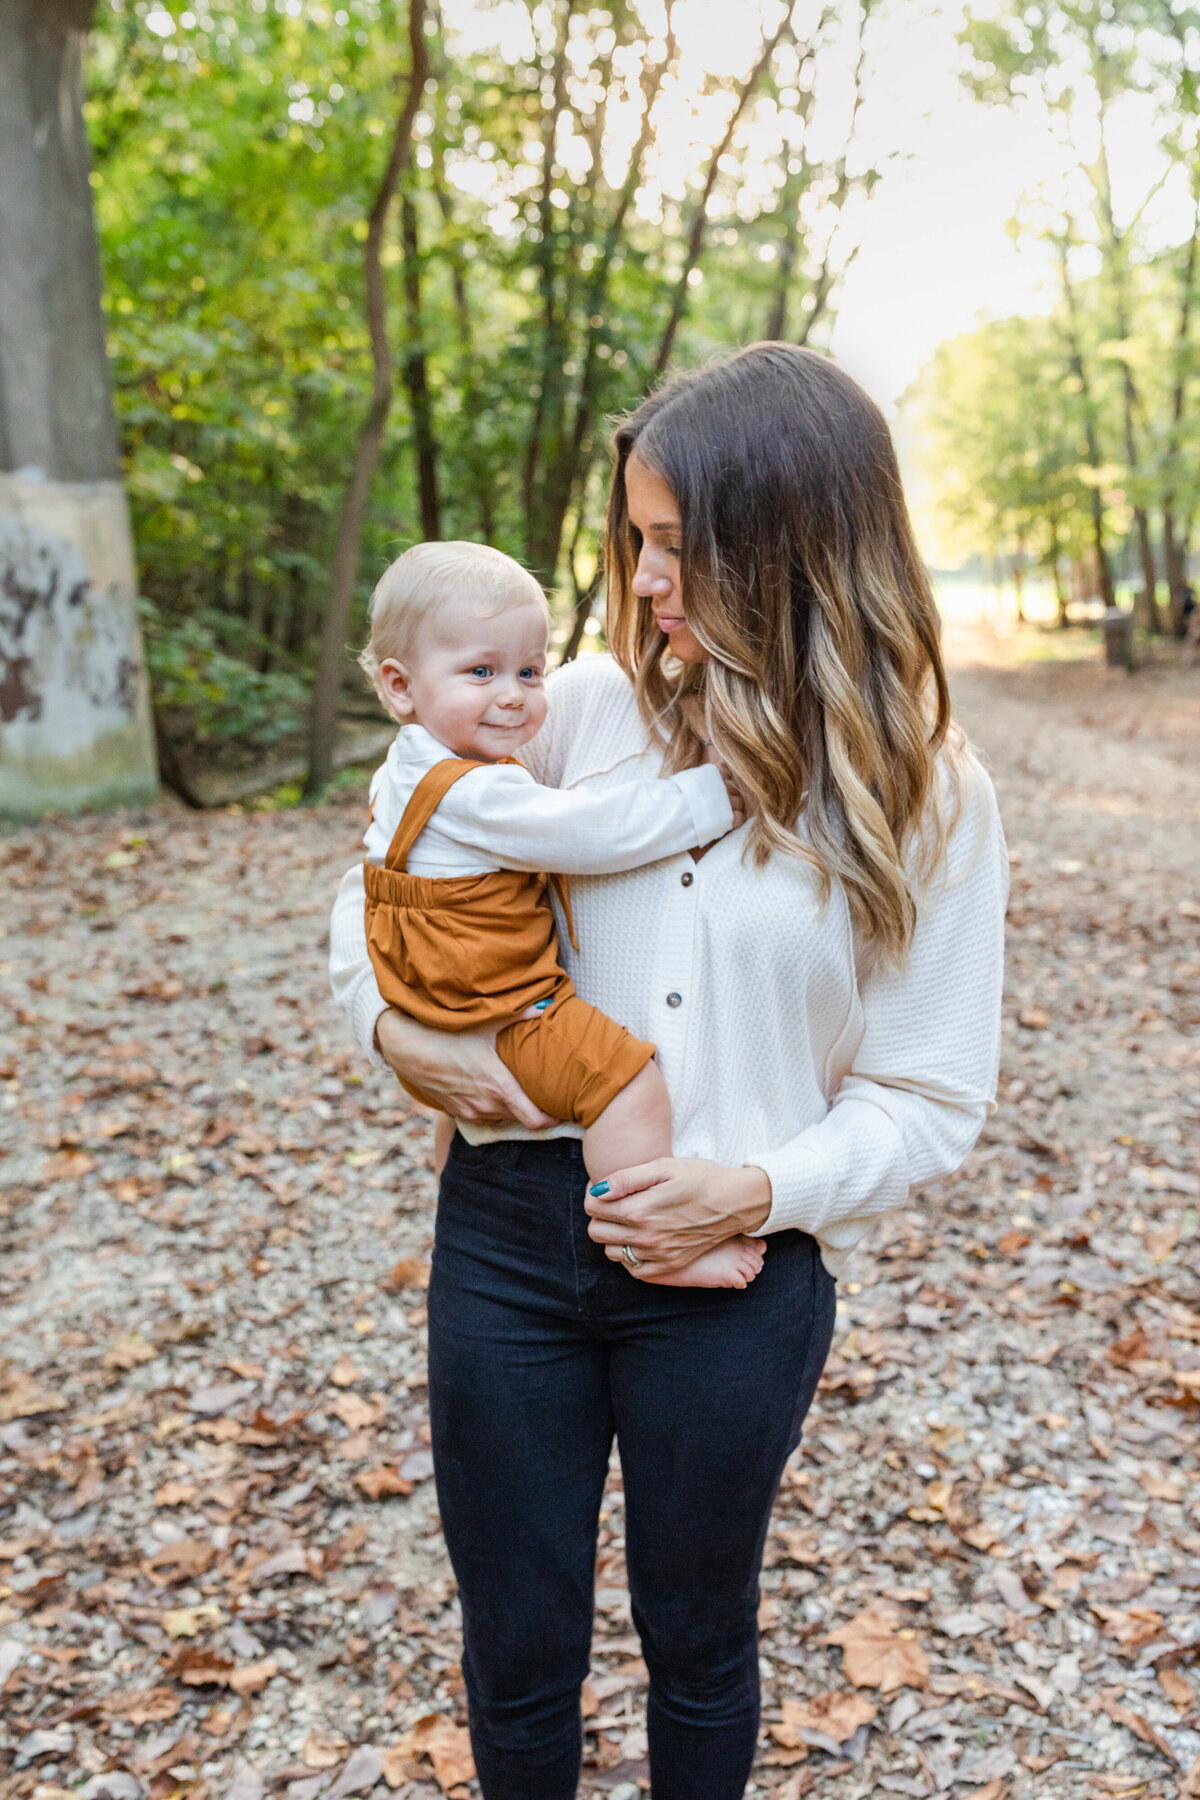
[360,540,549,722]
[605,343,965,964]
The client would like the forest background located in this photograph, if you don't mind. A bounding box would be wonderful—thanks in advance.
[86,0,1200,801]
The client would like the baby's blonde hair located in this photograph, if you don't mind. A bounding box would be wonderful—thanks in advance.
[359,540,549,722]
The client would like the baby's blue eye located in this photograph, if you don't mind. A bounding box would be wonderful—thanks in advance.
[470,665,492,678]
[519,666,540,680]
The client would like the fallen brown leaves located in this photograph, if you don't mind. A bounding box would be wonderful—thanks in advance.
[0,1373,69,1422]
[825,1603,930,1693]
[1,648,1198,1800]
[141,1536,216,1583]
[1090,1686,1181,1768]
[353,1463,415,1500]
[383,1713,475,1789]
[769,1689,877,1748]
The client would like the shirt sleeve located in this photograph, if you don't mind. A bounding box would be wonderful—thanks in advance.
[750,761,1010,1244]
[329,860,389,1068]
[431,760,732,874]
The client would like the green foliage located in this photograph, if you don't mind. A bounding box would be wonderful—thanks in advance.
[910,310,1101,561]
[87,0,879,714]
[141,604,308,747]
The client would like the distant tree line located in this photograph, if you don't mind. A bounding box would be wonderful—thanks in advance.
[909,0,1200,635]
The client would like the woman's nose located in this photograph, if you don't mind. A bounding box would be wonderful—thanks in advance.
[632,555,673,598]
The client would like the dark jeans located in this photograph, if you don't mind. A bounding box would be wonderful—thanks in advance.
[427,1134,836,1800]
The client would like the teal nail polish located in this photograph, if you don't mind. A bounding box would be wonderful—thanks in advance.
[535,996,553,1011]
[589,1180,610,1197]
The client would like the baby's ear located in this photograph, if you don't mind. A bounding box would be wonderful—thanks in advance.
[378,657,415,716]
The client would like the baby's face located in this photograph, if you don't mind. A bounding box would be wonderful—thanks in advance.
[381,596,549,759]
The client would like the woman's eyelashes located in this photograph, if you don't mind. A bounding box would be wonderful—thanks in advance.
[629,523,681,559]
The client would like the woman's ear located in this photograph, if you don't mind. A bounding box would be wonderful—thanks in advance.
[378,657,415,717]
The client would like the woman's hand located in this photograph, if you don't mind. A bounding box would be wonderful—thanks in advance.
[374,1009,557,1130]
[584,1157,772,1273]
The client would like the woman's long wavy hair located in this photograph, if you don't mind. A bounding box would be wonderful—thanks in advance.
[605,342,965,964]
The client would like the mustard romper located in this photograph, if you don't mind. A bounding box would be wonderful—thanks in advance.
[363,756,657,1126]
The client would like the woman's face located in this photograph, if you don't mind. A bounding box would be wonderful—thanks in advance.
[625,453,706,665]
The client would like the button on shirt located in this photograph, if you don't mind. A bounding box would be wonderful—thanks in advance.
[330,655,1009,1276]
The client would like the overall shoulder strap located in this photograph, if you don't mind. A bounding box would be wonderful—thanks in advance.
[384,757,491,873]
[383,758,578,946]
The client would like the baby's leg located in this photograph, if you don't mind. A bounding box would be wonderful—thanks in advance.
[582,1060,671,1182]
[583,1066,765,1291]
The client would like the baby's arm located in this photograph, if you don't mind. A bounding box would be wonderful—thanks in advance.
[432,760,740,876]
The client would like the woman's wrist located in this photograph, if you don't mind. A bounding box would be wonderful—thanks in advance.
[725,1163,772,1236]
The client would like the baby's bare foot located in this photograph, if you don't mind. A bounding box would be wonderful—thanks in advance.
[634,1235,765,1289]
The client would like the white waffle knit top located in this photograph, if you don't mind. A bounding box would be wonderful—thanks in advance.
[330,654,1009,1276]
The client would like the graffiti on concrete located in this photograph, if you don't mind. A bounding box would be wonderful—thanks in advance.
[0,512,141,738]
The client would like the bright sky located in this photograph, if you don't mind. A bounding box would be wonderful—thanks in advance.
[827,2,1063,410]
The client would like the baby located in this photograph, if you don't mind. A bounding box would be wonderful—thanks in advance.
[360,540,765,1289]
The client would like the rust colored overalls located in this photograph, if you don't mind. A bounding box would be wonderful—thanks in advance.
[364,756,655,1125]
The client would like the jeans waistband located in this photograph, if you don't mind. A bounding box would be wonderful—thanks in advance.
[448,1131,586,1177]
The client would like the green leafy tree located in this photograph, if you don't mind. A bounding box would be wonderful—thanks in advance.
[960,0,1200,630]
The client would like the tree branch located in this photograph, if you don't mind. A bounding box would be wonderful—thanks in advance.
[306,0,429,795]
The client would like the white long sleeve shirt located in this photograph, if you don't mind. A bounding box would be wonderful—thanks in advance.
[364,722,735,877]
[330,655,1009,1276]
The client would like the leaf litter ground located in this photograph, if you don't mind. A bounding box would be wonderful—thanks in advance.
[1,632,1198,1800]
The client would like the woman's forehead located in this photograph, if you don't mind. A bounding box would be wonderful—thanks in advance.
[625,454,679,522]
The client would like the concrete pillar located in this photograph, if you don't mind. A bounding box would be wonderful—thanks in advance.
[0,0,157,815]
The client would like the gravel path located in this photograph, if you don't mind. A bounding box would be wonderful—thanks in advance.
[2,636,1198,1800]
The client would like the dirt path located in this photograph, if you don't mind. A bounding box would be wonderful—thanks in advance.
[2,637,1198,1800]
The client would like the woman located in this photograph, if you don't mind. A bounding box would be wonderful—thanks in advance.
[329,343,1008,1800]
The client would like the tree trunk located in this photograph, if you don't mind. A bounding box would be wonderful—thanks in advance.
[520,0,578,582]
[1047,519,1068,627]
[764,132,810,341]
[555,460,603,666]
[560,567,602,665]
[400,189,441,542]
[1123,395,1161,632]
[306,0,427,796]
[1162,178,1200,635]
[653,17,789,377]
[1012,544,1026,624]
[428,101,493,540]
[1163,507,1188,636]
[526,31,674,588]
[766,9,872,346]
[1093,98,1162,631]
[0,0,158,814]
[1056,237,1116,611]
